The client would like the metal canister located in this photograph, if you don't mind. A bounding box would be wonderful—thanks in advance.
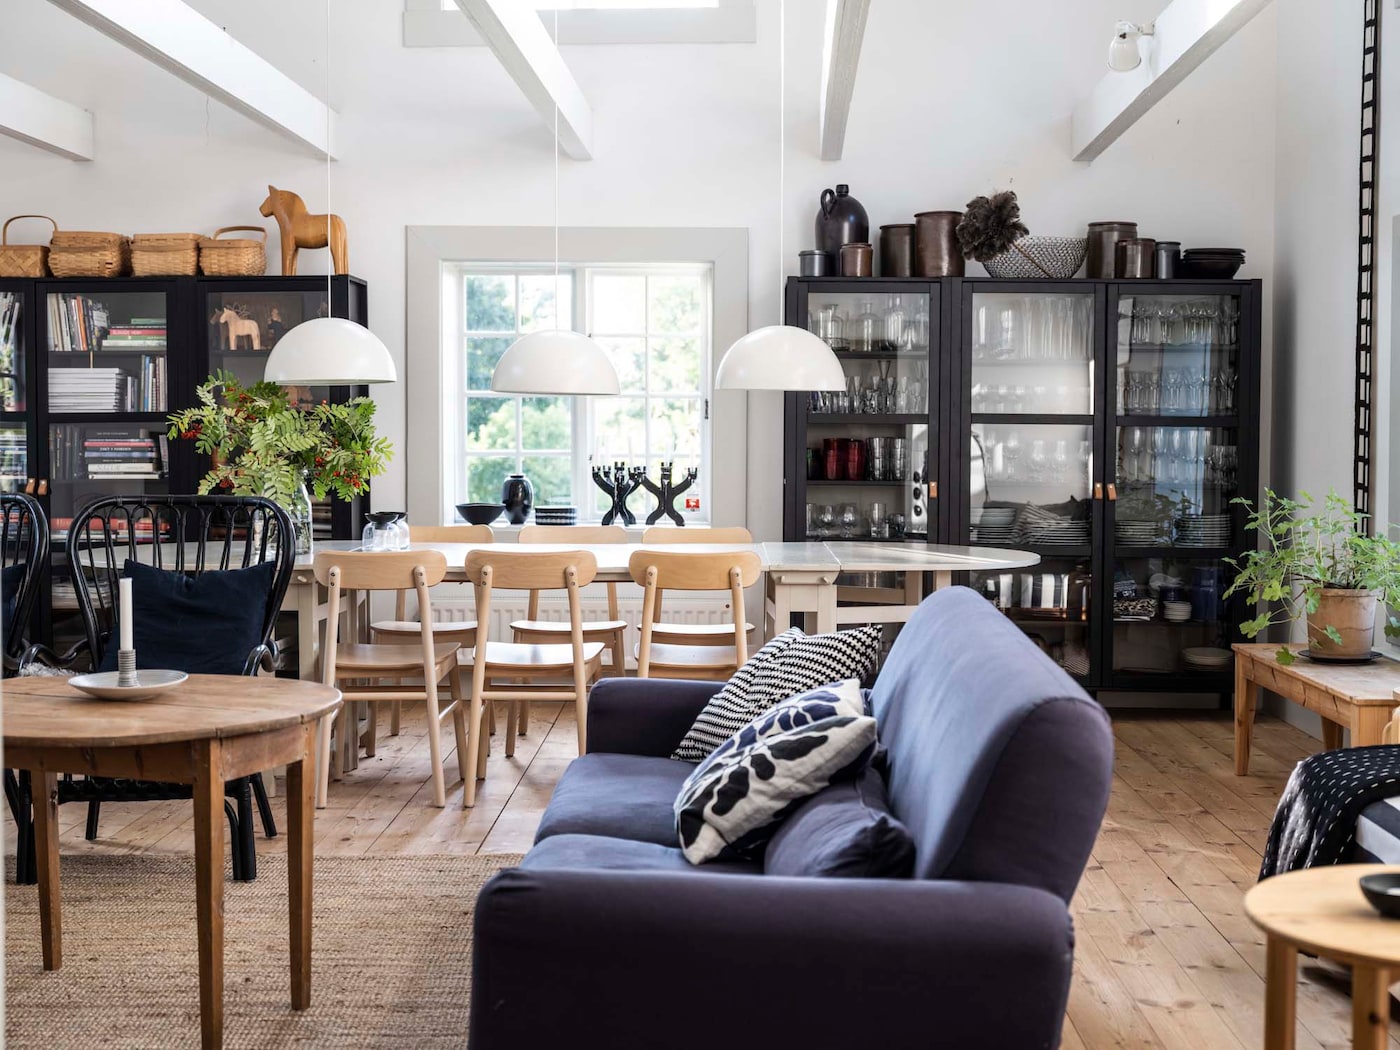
[1115,237,1157,279]
[914,211,965,277]
[879,224,915,277]
[1154,241,1180,279]
[799,250,834,277]
[1087,221,1138,279]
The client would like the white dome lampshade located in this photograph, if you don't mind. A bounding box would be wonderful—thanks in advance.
[491,329,621,395]
[264,317,398,385]
[715,325,846,391]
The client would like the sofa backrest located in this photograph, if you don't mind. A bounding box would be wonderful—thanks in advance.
[869,586,1112,903]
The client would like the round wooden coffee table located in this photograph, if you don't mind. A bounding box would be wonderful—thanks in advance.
[3,674,341,1050]
[1245,864,1400,1050]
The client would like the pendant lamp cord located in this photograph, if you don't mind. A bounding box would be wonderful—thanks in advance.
[777,0,785,327]
[326,0,332,314]
[554,6,561,322]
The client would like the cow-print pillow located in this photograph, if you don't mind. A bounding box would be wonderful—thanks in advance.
[671,625,881,763]
[675,679,878,864]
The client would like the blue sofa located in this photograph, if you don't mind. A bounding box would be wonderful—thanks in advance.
[470,586,1114,1049]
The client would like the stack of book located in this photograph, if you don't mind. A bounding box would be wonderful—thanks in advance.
[83,430,166,480]
[49,368,125,411]
[102,318,167,351]
[48,294,112,354]
[0,429,25,487]
[0,292,22,412]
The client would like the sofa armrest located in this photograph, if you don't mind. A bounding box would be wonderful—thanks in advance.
[585,677,719,756]
[470,869,1074,1050]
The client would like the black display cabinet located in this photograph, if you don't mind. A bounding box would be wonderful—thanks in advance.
[785,275,1262,704]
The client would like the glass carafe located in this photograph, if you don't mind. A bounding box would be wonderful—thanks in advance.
[362,511,403,551]
[812,303,849,350]
[882,295,906,352]
[851,298,881,354]
[906,301,930,351]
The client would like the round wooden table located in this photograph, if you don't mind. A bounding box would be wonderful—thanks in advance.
[3,674,341,1050]
[1246,865,1400,1050]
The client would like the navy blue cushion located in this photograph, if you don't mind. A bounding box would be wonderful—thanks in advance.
[98,558,276,675]
[535,753,696,847]
[764,762,915,878]
[1,562,26,643]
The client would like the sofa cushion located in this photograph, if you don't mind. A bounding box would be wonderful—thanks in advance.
[671,625,881,763]
[535,754,696,847]
[97,558,276,675]
[522,833,760,876]
[764,762,915,878]
[675,680,877,863]
[868,586,1113,902]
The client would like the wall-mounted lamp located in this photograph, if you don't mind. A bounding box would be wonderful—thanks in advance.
[1108,20,1155,72]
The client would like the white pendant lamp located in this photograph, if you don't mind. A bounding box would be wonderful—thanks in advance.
[490,10,618,397]
[262,1,398,387]
[715,0,844,393]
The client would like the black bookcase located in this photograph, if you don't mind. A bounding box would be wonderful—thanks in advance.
[784,276,1263,704]
[0,274,370,650]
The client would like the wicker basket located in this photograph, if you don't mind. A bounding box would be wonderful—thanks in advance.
[983,236,1088,280]
[130,232,202,277]
[49,230,131,278]
[0,215,57,278]
[199,226,267,277]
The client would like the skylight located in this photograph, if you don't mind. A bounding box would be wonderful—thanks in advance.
[441,1,719,9]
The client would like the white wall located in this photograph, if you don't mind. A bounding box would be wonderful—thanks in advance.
[0,0,1278,540]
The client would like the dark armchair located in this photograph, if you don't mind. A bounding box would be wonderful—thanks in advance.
[10,495,297,884]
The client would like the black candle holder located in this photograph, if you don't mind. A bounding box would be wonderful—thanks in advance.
[591,462,644,526]
[639,462,698,526]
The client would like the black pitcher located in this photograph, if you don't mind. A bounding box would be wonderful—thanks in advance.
[815,184,869,257]
[501,473,535,525]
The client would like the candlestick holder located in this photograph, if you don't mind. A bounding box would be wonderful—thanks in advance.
[639,462,699,526]
[116,649,137,688]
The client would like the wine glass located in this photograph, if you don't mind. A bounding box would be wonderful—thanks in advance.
[1003,430,1022,480]
[1053,439,1070,483]
[1029,439,1049,481]
[838,502,860,539]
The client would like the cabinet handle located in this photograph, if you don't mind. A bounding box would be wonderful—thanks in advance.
[1093,482,1104,500]
[37,479,48,496]
[22,478,35,494]
[1107,483,1118,502]
[927,481,938,499]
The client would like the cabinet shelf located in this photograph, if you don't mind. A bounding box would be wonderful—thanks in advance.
[807,413,926,425]
[832,349,927,361]
[971,413,1094,426]
[806,478,908,487]
[1116,414,1238,427]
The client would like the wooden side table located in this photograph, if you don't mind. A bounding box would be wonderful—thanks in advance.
[1246,865,1400,1049]
[1232,644,1400,775]
[3,675,341,1050]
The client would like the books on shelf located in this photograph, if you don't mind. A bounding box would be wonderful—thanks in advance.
[48,354,165,411]
[51,425,168,482]
[1,292,22,412]
[48,295,167,353]
[0,428,25,482]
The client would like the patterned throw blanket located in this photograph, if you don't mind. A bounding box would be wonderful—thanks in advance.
[1260,745,1400,879]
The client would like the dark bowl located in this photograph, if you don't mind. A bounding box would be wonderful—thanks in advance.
[1360,873,1400,917]
[456,502,505,526]
[1179,257,1243,279]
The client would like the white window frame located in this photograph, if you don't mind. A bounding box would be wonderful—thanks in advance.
[406,226,748,531]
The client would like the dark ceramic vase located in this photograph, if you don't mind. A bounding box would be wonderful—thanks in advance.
[501,473,534,525]
[815,185,869,257]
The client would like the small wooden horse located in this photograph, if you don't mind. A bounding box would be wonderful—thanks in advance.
[218,306,262,351]
[259,185,347,276]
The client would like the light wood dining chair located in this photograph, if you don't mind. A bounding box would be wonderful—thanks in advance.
[314,550,469,810]
[461,549,606,805]
[371,524,494,739]
[629,548,762,680]
[638,525,758,648]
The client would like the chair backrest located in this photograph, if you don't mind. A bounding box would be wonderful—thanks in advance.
[465,549,598,592]
[627,549,761,591]
[518,524,626,544]
[0,493,49,667]
[641,525,753,544]
[409,524,495,544]
[868,587,1113,903]
[67,494,295,671]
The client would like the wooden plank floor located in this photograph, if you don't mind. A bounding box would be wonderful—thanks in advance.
[6,703,1396,1048]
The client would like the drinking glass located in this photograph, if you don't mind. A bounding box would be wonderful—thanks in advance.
[1125,427,1145,483]
[1053,439,1070,482]
[1029,439,1049,481]
[838,502,861,539]
[1003,430,1022,480]
[868,501,888,538]
[817,504,836,537]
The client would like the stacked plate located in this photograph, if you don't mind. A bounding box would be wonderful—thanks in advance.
[1182,646,1233,670]
[1163,600,1192,623]
[1024,520,1090,547]
[972,506,1016,545]
[1115,519,1164,546]
[1176,514,1231,547]
[533,506,578,526]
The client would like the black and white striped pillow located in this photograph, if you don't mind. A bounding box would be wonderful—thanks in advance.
[670,626,881,763]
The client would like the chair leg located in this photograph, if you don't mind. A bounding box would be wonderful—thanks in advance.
[363,699,378,758]
[390,700,402,736]
[85,800,101,841]
[232,779,257,882]
[448,667,470,789]
[610,628,626,677]
[476,704,490,780]
[424,683,447,809]
[252,773,277,838]
[315,710,335,809]
[575,684,588,755]
[8,771,36,886]
[504,700,518,758]
[463,683,483,808]
[489,700,497,735]
[225,799,246,882]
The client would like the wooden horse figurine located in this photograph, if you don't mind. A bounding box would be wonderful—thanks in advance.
[259,185,347,276]
[219,307,262,351]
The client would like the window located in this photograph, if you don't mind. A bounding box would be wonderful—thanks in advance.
[454,263,712,522]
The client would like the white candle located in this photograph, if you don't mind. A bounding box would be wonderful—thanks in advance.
[118,577,133,652]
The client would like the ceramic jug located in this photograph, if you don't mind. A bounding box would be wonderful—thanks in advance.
[815,184,869,257]
[502,473,535,525]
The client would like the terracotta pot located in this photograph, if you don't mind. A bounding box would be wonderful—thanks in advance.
[1305,588,1378,659]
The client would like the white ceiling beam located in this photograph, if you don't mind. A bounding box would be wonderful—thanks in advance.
[819,0,870,162]
[0,73,93,160]
[1071,0,1274,162]
[45,0,336,158]
[452,0,594,161]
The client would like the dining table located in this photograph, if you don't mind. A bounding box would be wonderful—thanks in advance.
[3,674,342,1050]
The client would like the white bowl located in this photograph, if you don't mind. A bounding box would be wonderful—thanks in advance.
[68,669,189,702]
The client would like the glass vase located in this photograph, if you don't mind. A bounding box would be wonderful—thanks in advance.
[286,472,314,555]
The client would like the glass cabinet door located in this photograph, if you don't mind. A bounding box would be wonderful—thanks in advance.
[963,286,1099,686]
[206,289,334,407]
[1108,288,1246,687]
[46,289,169,414]
[802,288,932,541]
[0,424,27,494]
[1,288,26,414]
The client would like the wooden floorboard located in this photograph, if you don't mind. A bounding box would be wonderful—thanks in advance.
[6,703,1397,1048]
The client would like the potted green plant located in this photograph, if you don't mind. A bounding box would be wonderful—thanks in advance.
[1224,489,1400,664]
[168,371,392,552]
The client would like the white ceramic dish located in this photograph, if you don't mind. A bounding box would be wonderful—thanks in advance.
[68,669,189,701]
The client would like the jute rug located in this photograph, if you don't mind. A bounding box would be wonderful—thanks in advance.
[5,852,523,1049]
